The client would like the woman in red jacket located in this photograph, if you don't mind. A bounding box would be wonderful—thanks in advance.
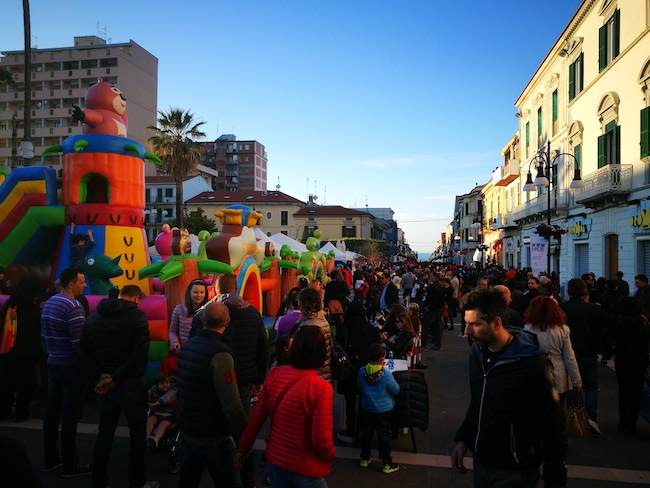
[236,326,336,487]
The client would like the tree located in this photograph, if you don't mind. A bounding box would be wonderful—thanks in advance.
[147,108,206,228]
[165,207,218,236]
[0,68,16,89]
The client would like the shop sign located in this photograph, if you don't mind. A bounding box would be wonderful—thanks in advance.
[567,217,591,238]
[629,201,650,231]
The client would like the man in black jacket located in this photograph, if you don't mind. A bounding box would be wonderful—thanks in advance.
[424,272,446,350]
[451,289,567,488]
[560,278,606,435]
[78,285,158,488]
[178,302,247,487]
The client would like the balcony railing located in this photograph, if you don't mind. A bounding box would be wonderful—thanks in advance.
[509,189,570,223]
[574,164,633,204]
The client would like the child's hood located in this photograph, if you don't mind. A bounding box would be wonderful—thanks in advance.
[363,363,385,385]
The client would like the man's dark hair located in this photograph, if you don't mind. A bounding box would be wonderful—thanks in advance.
[567,278,587,297]
[635,274,648,285]
[290,326,327,370]
[616,271,624,279]
[528,277,540,285]
[119,285,143,299]
[216,273,237,294]
[459,289,509,327]
[288,287,301,308]
[59,266,84,287]
[367,343,386,363]
[72,234,86,245]
[580,273,592,283]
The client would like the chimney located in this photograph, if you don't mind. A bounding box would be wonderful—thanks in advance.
[308,194,314,205]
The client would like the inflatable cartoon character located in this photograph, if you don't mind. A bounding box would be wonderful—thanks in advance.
[298,230,327,283]
[72,78,128,137]
[171,228,191,256]
[205,205,264,269]
[154,224,173,260]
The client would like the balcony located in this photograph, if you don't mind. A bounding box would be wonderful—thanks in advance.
[491,160,520,187]
[574,164,633,208]
[509,189,570,223]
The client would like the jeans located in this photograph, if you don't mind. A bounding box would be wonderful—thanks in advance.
[42,364,84,470]
[360,410,392,465]
[266,462,328,488]
[92,379,147,488]
[575,356,598,421]
[473,456,539,488]
[178,436,241,488]
[238,383,255,488]
[428,309,444,348]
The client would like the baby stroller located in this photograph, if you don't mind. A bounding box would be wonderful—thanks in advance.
[148,351,181,474]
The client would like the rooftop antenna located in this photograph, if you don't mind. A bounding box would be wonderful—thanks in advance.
[365,194,368,209]
[313,179,318,204]
[96,22,111,43]
[306,178,309,199]
[324,186,326,205]
[275,176,281,191]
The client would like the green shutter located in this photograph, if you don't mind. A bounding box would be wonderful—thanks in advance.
[598,134,606,168]
[552,90,558,122]
[537,107,542,138]
[613,9,620,59]
[599,24,607,71]
[614,125,620,165]
[641,107,650,158]
[605,120,616,132]
[574,144,582,170]
[579,53,584,92]
[569,61,575,101]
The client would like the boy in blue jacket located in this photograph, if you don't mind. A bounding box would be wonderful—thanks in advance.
[357,343,400,474]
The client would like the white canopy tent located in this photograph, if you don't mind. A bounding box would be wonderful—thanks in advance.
[269,233,308,253]
[319,242,349,262]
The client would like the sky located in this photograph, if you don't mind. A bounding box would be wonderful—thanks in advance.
[1,0,583,255]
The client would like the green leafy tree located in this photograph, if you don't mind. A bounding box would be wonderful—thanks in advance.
[166,207,217,236]
[0,68,16,89]
[147,108,206,228]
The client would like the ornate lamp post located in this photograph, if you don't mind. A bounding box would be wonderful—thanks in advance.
[522,141,583,274]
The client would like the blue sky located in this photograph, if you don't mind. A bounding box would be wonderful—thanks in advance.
[1,0,582,254]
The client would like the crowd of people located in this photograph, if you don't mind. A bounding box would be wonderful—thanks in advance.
[0,259,649,487]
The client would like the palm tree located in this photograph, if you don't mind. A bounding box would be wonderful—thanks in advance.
[148,108,206,228]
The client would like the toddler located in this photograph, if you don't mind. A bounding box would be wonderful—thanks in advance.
[146,373,178,449]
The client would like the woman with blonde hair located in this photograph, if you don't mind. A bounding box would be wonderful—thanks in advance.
[523,295,582,406]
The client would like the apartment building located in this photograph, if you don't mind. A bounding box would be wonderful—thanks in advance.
[202,134,268,191]
[0,35,157,168]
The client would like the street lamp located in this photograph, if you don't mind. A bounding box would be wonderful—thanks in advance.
[522,140,583,274]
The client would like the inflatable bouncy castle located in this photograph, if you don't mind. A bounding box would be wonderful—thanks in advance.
[0,79,334,378]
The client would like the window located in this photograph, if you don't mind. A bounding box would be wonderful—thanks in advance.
[569,53,584,101]
[552,90,558,136]
[145,189,151,202]
[537,107,543,146]
[597,120,620,168]
[641,107,650,159]
[157,188,163,202]
[165,188,173,198]
[599,9,620,72]
[342,226,357,238]
[281,211,288,226]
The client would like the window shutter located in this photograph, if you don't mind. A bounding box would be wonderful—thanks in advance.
[552,91,558,122]
[576,243,589,277]
[568,62,575,101]
[613,9,620,59]
[599,24,607,72]
[598,134,606,168]
[643,241,650,275]
[574,144,582,170]
[641,107,650,158]
[614,125,621,165]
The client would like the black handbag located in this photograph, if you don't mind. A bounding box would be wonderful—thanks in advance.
[332,344,358,383]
